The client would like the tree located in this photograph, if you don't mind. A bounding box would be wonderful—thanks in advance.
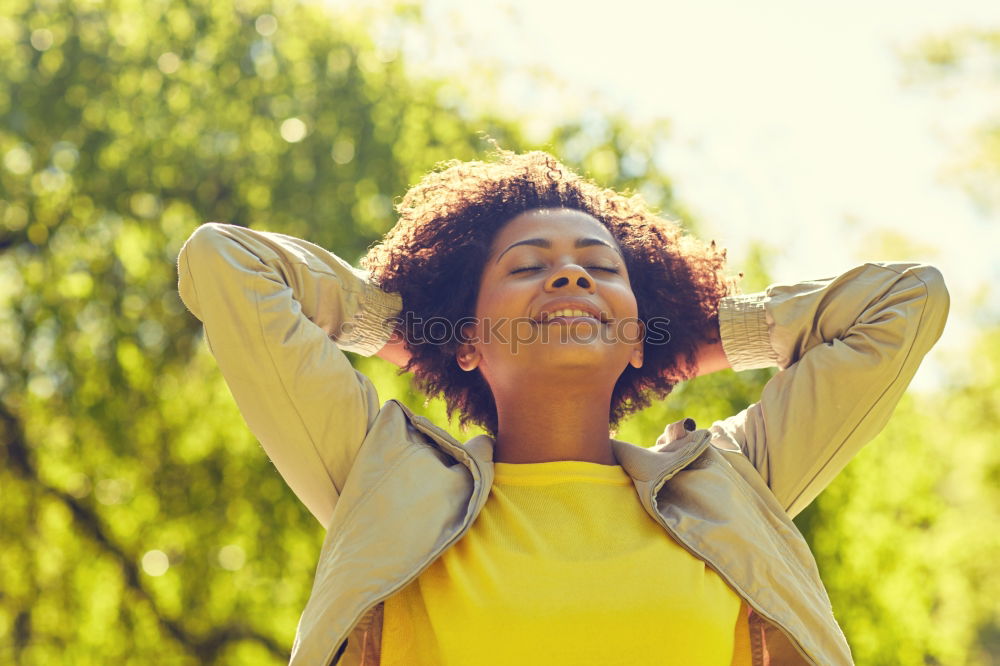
[0,0,739,662]
[792,28,1000,665]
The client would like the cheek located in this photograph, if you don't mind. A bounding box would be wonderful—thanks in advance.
[477,280,531,315]
[473,292,499,321]
[611,284,640,315]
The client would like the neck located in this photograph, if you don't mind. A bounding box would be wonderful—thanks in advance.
[490,378,618,465]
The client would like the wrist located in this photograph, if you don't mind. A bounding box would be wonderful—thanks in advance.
[374,330,412,369]
[692,339,731,377]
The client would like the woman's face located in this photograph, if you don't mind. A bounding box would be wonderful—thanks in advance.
[456,208,644,388]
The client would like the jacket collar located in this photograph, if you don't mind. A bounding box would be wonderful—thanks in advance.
[397,402,710,490]
[611,429,712,484]
[458,421,712,487]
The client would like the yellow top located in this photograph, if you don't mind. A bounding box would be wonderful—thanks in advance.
[382,460,751,665]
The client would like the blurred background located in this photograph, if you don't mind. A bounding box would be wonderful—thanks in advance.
[1,0,998,663]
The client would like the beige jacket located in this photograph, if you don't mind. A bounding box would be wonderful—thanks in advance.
[176,222,949,666]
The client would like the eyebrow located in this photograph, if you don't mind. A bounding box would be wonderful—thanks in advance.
[494,237,620,264]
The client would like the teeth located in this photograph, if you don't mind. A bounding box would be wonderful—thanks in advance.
[543,308,599,321]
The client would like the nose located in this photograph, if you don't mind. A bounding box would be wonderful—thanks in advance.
[544,264,596,293]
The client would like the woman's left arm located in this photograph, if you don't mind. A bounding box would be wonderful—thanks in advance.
[689,338,732,377]
[709,262,949,517]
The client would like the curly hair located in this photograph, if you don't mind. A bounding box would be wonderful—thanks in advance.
[362,149,734,436]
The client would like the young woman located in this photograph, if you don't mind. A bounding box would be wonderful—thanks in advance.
[177,150,949,665]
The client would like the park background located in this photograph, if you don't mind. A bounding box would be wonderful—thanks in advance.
[1,0,998,663]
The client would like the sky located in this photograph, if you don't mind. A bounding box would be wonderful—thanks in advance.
[340,0,1000,388]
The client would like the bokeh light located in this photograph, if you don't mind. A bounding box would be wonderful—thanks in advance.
[141,550,170,577]
[279,117,307,143]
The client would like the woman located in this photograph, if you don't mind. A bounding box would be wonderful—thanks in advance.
[177,150,949,665]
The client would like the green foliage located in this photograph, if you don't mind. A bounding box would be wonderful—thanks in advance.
[0,0,695,662]
[798,328,1000,665]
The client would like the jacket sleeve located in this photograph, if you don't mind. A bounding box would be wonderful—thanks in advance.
[176,222,402,527]
[709,262,949,518]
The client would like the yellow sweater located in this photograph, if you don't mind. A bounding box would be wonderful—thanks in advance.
[382,460,751,665]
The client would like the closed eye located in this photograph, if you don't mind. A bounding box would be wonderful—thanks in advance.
[511,266,620,275]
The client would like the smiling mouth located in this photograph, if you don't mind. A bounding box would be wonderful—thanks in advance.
[538,308,608,323]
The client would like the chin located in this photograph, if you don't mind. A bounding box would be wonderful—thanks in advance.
[520,341,622,371]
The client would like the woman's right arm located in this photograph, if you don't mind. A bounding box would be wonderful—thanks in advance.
[710,262,949,518]
[176,222,402,527]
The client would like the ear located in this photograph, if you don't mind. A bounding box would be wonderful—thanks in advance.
[456,343,481,372]
[627,320,644,369]
[628,346,644,369]
[456,320,481,371]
